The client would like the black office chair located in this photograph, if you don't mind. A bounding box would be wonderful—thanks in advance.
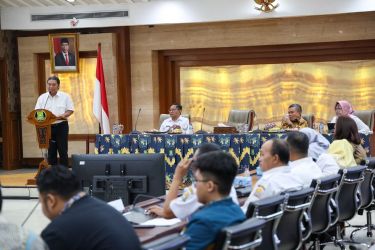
[141,233,190,250]
[320,165,367,250]
[350,158,375,239]
[214,218,266,250]
[306,174,341,250]
[246,194,288,250]
[277,187,315,250]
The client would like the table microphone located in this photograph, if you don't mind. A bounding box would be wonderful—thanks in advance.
[195,107,207,134]
[130,108,142,134]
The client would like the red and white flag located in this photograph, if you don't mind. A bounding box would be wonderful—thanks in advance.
[93,43,110,134]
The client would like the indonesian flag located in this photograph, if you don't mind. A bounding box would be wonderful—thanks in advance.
[93,43,110,134]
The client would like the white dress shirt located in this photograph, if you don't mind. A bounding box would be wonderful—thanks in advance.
[170,185,239,220]
[316,153,340,176]
[35,91,74,124]
[289,157,323,187]
[331,115,370,135]
[241,165,304,213]
[160,116,190,133]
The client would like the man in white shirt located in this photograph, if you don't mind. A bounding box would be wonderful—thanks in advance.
[35,76,74,166]
[286,131,323,187]
[160,104,190,133]
[242,138,303,213]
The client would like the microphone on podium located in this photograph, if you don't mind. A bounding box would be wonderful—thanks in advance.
[195,107,207,134]
[130,108,142,134]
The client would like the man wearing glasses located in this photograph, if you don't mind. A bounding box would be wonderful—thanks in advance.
[148,143,239,219]
[183,151,245,250]
[159,103,191,133]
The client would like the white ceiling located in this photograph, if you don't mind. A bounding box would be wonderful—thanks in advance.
[1,0,375,30]
[0,0,149,8]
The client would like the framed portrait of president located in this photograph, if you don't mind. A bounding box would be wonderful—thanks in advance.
[49,33,79,73]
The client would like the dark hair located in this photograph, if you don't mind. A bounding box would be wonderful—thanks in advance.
[334,116,361,145]
[197,143,221,155]
[0,186,2,212]
[60,38,69,44]
[193,151,237,196]
[171,103,182,111]
[288,104,302,114]
[37,165,80,199]
[270,138,290,165]
[47,75,60,86]
[286,131,309,157]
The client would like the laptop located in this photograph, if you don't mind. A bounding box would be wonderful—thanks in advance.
[124,207,155,225]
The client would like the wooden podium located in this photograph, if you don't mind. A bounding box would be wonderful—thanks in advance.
[26,109,58,185]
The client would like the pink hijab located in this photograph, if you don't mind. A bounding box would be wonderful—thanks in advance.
[336,100,354,115]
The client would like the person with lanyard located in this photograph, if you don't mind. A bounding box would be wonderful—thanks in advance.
[35,76,74,167]
[37,165,141,250]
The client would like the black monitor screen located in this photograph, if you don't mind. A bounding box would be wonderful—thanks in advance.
[71,153,165,205]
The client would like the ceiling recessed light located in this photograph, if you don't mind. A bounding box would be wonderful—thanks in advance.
[66,0,76,3]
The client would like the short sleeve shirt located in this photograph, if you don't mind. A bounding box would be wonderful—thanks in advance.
[35,91,74,124]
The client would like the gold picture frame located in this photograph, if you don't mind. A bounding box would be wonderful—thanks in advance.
[49,33,79,73]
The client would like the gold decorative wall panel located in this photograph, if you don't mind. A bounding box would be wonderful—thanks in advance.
[180,60,375,131]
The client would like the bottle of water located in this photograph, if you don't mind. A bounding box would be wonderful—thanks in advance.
[187,123,194,134]
[319,122,324,134]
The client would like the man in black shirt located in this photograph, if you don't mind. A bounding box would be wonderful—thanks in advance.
[37,165,141,250]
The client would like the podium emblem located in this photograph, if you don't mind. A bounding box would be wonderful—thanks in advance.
[35,110,47,122]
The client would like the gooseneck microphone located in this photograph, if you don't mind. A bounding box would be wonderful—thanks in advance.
[195,107,207,134]
[43,94,50,109]
[131,108,142,134]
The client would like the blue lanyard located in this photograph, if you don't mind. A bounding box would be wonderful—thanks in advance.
[61,192,86,214]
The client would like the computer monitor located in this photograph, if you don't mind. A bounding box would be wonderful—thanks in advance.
[71,153,165,206]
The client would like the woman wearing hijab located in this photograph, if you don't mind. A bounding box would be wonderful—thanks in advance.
[300,128,339,175]
[330,100,370,134]
[328,116,367,167]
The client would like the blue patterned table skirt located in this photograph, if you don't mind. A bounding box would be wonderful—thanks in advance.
[95,132,370,187]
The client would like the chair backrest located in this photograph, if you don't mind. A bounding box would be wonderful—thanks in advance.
[142,233,190,250]
[214,218,266,250]
[159,114,191,127]
[353,110,375,132]
[246,194,288,250]
[227,110,256,131]
[336,165,366,222]
[309,174,341,234]
[302,114,315,128]
[277,187,315,250]
[358,159,375,209]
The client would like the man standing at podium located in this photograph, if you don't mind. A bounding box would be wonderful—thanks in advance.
[35,76,74,167]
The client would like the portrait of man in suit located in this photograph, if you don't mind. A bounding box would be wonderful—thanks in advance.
[55,38,76,66]
[49,33,79,72]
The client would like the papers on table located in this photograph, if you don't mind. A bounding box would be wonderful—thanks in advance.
[108,199,125,212]
[140,218,181,227]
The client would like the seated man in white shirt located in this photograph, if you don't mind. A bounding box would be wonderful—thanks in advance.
[286,131,323,187]
[160,103,191,133]
[148,143,239,220]
[242,138,303,213]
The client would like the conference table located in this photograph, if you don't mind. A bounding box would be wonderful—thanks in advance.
[95,131,371,187]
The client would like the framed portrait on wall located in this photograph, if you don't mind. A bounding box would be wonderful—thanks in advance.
[49,33,79,73]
